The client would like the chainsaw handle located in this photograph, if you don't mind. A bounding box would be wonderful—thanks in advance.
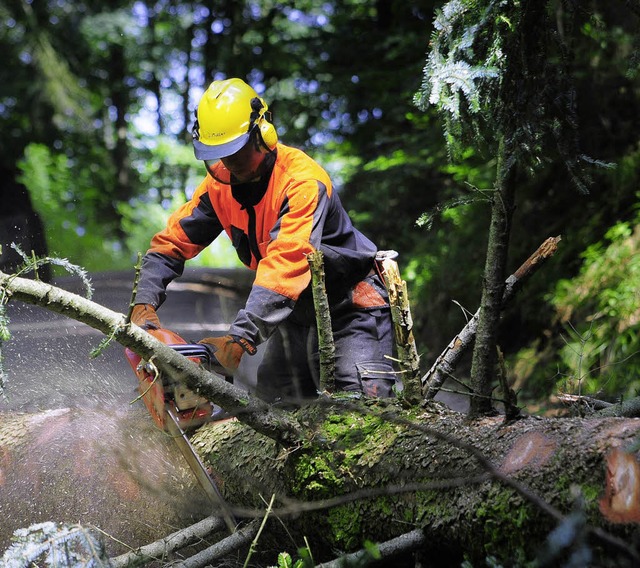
[168,343,212,364]
[168,343,233,381]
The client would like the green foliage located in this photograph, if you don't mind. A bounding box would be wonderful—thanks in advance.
[414,0,503,118]
[414,0,511,167]
[0,522,110,567]
[416,191,491,231]
[9,244,93,299]
[269,539,379,568]
[123,136,243,269]
[17,141,240,271]
[548,207,640,399]
[271,546,315,568]
[512,188,640,405]
[273,551,305,568]
[17,143,127,272]
[415,0,613,189]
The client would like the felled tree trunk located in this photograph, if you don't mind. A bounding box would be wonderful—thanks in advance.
[191,404,640,565]
[2,272,640,566]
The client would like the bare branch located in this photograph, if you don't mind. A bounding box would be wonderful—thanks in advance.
[423,236,561,400]
[174,521,259,568]
[109,516,226,567]
[308,251,336,393]
[0,271,304,447]
[316,528,426,568]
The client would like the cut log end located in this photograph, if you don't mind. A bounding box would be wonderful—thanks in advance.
[600,448,640,523]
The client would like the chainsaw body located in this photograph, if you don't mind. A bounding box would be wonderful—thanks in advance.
[124,327,221,431]
[124,327,236,524]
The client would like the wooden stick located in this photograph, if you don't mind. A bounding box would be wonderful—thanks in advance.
[110,515,226,567]
[175,520,259,568]
[307,251,336,393]
[423,236,561,400]
[125,252,143,324]
[380,255,421,405]
[316,528,426,568]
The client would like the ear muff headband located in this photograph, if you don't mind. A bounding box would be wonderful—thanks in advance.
[250,97,278,151]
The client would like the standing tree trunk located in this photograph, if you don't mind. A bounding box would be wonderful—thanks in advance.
[109,42,132,239]
[469,137,517,417]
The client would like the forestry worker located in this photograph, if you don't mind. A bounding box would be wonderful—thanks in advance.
[131,78,400,402]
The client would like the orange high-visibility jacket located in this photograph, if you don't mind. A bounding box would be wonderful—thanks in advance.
[136,144,377,346]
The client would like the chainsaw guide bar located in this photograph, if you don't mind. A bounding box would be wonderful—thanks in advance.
[124,328,236,531]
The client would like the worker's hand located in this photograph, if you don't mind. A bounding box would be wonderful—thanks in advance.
[199,335,256,376]
[131,304,161,330]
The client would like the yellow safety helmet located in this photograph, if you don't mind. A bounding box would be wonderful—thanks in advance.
[192,78,278,160]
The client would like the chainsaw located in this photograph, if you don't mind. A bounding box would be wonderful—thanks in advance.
[124,328,234,525]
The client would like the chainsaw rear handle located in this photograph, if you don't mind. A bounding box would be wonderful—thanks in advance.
[168,343,212,364]
[169,343,233,380]
[141,328,231,379]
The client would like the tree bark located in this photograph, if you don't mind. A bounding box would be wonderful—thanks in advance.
[469,137,517,417]
[190,402,640,565]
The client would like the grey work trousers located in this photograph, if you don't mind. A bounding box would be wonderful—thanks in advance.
[254,272,399,402]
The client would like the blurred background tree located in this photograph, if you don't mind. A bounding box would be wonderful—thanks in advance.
[1,0,638,411]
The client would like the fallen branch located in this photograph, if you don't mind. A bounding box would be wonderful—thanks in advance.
[556,393,614,412]
[596,396,640,418]
[0,270,303,447]
[422,235,561,400]
[316,528,426,568]
[174,520,259,568]
[110,515,225,567]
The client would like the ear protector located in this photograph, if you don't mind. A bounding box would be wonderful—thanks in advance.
[250,97,278,151]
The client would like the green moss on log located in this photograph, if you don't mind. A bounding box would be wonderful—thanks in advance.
[189,403,640,564]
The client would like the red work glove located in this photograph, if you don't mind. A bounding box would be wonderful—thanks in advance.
[131,304,161,330]
[199,335,256,376]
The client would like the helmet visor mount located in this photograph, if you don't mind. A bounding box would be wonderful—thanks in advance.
[204,159,222,180]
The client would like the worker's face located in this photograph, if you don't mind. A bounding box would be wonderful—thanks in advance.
[219,138,265,182]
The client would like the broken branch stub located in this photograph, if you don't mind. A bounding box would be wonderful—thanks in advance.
[422,236,561,400]
[307,250,336,393]
[379,253,421,405]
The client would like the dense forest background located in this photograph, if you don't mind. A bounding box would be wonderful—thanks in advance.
[1,0,639,412]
